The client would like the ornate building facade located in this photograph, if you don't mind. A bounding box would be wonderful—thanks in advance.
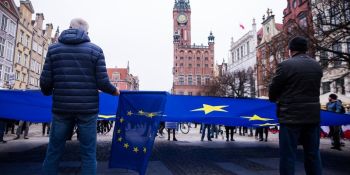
[172,0,215,96]
[256,10,283,97]
[13,0,33,89]
[0,0,18,88]
[228,19,258,97]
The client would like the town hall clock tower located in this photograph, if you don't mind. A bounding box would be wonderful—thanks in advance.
[172,0,215,96]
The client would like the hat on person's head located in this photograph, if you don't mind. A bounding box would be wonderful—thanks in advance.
[329,93,338,100]
[288,36,308,52]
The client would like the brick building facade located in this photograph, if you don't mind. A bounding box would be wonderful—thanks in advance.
[172,0,215,96]
[107,63,139,91]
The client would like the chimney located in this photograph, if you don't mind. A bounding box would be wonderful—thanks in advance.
[35,13,44,29]
[45,23,53,38]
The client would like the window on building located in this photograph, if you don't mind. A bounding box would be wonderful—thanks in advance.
[320,51,328,67]
[298,12,307,29]
[179,75,184,85]
[205,57,208,61]
[17,51,22,64]
[22,73,26,82]
[178,91,184,95]
[180,57,184,60]
[332,42,342,67]
[112,72,120,81]
[26,35,30,47]
[1,15,8,31]
[188,63,192,67]
[205,64,208,68]
[188,57,192,60]
[197,75,201,85]
[8,21,16,36]
[20,31,24,43]
[247,41,250,54]
[38,45,43,55]
[197,64,200,67]
[24,54,28,66]
[196,57,200,60]
[205,76,210,85]
[292,0,297,8]
[32,42,38,52]
[188,75,193,85]
[4,66,11,81]
[15,71,20,80]
[237,48,240,59]
[6,42,14,61]
[0,65,2,79]
[180,63,184,66]
[241,46,244,58]
[0,37,5,57]
[188,92,193,96]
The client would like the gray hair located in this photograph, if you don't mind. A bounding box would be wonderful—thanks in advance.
[69,18,89,33]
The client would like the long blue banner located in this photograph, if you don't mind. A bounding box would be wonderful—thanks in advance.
[0,90,349,126]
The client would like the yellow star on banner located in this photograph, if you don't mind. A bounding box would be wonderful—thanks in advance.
[120,118,124,123]
[117,137,123,142]
[143,147,147,153]
[127,111,133,116]
[147,113,156,118]
[255,123,278,127]
[138,110,145,115]
[98,115,116,119]
[123,143,129,149]
[242,115,274,121]
[117,129,121,134]
[191,104,228,114]
[133,147,139,153]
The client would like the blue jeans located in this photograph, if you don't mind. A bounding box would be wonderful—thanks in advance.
[42,113,98,175]
[279,124,322,175]
[0,120,6,141]
[201,124,211,140]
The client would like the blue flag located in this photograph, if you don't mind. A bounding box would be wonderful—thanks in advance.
[109,91,168,175]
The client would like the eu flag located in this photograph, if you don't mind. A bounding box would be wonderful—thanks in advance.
[109,91,168,175]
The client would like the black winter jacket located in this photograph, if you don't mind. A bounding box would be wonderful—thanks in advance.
[40,29,116,114]
[269,54,323,124]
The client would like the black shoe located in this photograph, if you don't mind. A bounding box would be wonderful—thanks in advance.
[331,146,342,151]
[201,139,203,141]
[264,139,267,142]
[208,139,212,141]
[259,138,263,142]
[24,137,29,139]
[231,138,235,141]
[226,139,229,142]
[167,138,170,141]
[173,138,178,141]
[14,136,20,140]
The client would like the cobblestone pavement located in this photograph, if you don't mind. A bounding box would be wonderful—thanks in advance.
[1,124,350,175]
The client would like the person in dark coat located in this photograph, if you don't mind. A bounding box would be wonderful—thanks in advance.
[269,36,323,175]
[326,93,343,151]
[40,18,119,175]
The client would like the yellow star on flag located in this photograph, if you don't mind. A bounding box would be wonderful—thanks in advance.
[242,115,274,121]
[191,104,228,114]
[133,147,139,153]
[138,110,145,115]
[147,113,156,118]
[143,147,147,153]
[120,118,124,123]
[117,129,121,134]
[123,143,129,149]
[256,123,278,127]
[127,111,133,116]
[117,137,123,142]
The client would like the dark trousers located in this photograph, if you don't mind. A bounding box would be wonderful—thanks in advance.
[201,124,211,140]
[279,124,322,175]
[257,127,268,140]
[0,120,6,141]
[329,126,341,148]
[159,122,165,135]
[167,129,176,140]
[225,126,235,140]
[42,123,51,135]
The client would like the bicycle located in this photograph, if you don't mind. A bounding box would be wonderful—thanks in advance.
[179,122,191,134]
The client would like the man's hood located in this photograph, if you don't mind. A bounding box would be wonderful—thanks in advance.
[58,29,90,44]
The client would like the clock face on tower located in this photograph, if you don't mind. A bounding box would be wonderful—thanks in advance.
[177,14,188,24]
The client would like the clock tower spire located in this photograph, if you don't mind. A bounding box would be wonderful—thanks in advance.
[173,0,191,45]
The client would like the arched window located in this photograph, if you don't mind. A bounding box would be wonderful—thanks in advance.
[292,0,297,8]
[298,12,307,29]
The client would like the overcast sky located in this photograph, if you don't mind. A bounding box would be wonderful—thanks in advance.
[17,0,286,91]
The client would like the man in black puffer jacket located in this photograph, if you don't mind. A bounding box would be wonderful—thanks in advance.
[40,18,119,175]
[269,36,322,175]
